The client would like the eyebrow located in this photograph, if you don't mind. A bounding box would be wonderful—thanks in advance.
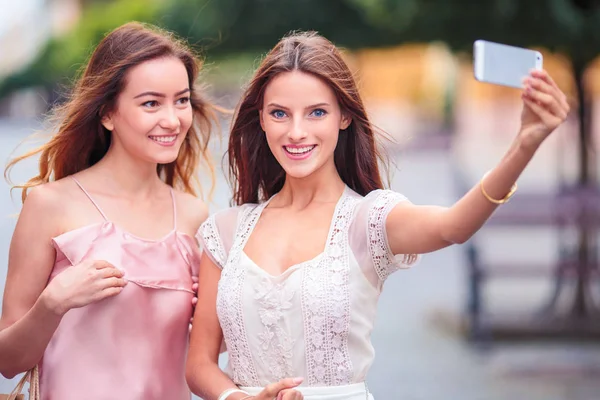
[266,102,331,110]
[134,88,190,99]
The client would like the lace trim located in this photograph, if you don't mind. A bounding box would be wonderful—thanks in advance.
[199,216,227,268]
[216,205,262,386]
[367,190,417,281]
[255,277,296,381]
[301,193,359,386]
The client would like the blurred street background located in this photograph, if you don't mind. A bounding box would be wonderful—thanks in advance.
[1,0,600,399]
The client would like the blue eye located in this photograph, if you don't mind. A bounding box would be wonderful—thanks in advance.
[310,109,327,117]
[271,110,287,119]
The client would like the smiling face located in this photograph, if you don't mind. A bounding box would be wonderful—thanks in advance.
[259,70,351,180]
[101,56,193,165]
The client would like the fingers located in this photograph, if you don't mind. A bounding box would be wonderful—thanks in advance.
[523,84,566,120]
[262,377,304,398]
[99,276,127,290]
[99,267,124,279]
[96,265,127,290]
[522,95,549,119]
[522,96,562,128]
[94,286,124,301]
[93,260,116,270]
[526,70,570,112]
[278,389,304,400]
[192,283,199,292]
[531,69,561,94]
[523,70,570,129]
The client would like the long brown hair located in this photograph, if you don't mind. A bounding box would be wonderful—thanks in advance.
[228,31,387,205]
[5,22,217,202]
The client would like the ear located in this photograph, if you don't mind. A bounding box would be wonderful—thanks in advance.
[101,113,114,132]
[340,114,352,131]
[259,109,266,132]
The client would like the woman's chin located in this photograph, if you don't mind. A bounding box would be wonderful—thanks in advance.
[280,162,322,180]
[149,149,182,165]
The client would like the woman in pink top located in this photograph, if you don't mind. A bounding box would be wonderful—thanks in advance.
[0,22,217,399]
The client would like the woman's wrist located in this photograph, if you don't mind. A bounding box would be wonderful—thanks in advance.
[515,126,544,156]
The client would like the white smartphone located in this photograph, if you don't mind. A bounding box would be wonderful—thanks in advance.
[473,40,543,89]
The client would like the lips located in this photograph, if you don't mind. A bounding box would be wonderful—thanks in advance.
[282,144,316,160]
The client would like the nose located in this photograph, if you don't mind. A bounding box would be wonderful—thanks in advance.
[287,120,308,142]
[160,106,180,131]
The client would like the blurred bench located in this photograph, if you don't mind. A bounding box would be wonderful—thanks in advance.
[458,182,600,342]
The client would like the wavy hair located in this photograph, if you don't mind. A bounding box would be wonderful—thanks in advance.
[5,22,217,202]
[228,31,388,204]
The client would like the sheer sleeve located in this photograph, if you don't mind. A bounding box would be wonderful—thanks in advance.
[196,207,242,269]
[349,189,421,287]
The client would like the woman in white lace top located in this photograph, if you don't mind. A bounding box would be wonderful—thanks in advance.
[186,32,569,400]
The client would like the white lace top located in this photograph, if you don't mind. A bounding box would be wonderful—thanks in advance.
[198,187,420,387]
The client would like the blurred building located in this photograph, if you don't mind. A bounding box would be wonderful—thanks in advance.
[0,0,81,117]
[0,0,81,79]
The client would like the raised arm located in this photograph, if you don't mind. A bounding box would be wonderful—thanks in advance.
[385,69,569,256]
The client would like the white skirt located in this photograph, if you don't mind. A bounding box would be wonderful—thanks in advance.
[240,382,373,400]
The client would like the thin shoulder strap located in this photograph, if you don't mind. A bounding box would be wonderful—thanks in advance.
[170,187,177,230]
[71,177,109,221]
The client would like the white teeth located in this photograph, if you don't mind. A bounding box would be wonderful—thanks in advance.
[285,146,315,154]
[150,135,177,143]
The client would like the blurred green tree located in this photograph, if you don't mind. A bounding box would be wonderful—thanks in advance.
[159,0,385,52]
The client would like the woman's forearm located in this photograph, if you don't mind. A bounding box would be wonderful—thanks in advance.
[186,360,248,400]
[0,293,63,378]
[441,135,536,244]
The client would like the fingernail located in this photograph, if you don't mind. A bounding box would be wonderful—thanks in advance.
[293,377,304,384]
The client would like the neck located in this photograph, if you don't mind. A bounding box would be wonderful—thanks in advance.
[275,160,345,209]
[87,140,165,198]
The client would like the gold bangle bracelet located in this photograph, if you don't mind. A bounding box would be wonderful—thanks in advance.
[480,171,517,204]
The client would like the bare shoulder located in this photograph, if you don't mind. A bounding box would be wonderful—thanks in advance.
[20,179,73,217]
[173,190,209,233]
[12,178,79,244]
